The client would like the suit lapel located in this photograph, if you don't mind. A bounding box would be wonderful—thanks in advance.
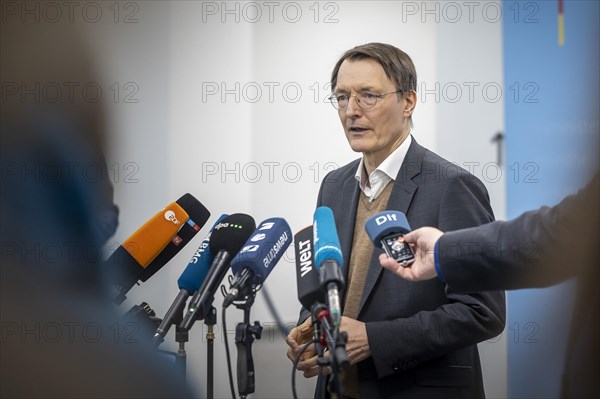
[357,138,423,316]
[338,172,360,283]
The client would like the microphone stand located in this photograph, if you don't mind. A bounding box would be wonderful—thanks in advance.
[174,305,188,378]
[311,302,349,399]
[234,292,263,399]
[204,306,217,399]
[127,302,189,378]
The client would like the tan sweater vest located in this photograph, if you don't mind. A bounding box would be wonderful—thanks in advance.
[340,182,394,398]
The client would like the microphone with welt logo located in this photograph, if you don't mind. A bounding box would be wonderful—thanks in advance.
[222,217,292,307]
[106,193,210,305]
[152,214,228,346]
[180,213,256,331]
[294,225,325,310]
[365,210,415,267]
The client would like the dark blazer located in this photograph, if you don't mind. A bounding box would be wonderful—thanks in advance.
[305,137,506,399]
[438,174,599,399]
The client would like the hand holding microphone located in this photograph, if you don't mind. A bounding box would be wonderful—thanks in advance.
[365,210,415,267]
[379,227,444,282]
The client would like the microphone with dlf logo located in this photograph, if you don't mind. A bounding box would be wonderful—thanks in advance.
[364,210,415,267]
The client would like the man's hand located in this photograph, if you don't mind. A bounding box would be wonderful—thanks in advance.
[379,227,444,281]
[340,316,371,365]
[288,316,372,378]
[286,318,318,377]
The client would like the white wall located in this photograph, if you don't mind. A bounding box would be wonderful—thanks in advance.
[88,1,506,398]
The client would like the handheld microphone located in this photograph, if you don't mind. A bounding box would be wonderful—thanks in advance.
[222,218,292,307]
[313,206,344,327]
[294,225,325,310]
[106,194,210,304]
[365,211,415,267]
[152,214,228,346]
[180,214,256,331]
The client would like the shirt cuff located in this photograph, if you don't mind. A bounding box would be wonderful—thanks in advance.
[434,239,447,283]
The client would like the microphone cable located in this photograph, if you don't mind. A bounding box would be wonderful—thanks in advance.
[291,338,318,399]
[222,303,237,399]
[260,286,288,337]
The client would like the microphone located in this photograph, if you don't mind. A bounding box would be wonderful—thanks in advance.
[139,193,211,283]
[294,225,325,310]
[222,218,292,307]
[152,214,228,346]
[313,206,344,328]
[180,214,256,331]
[106,193,210,304]
[364,211,415,267]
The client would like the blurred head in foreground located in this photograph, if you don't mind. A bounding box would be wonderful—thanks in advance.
[1,15,192,399]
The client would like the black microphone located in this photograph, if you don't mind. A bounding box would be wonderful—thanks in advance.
[365,210,415,267]
[222,218,292,307]
[313,206,345,328]
[294,225,325,310]
[179,214,256,331]
[106,193,210,304]
[152,214,228,346]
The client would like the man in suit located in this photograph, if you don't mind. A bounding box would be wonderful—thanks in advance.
[286,43,506,398]
[380,174,599,398]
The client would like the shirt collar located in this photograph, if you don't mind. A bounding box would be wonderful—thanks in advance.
[354,134,412,200]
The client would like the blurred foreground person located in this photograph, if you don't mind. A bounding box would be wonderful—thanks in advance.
[1,13,193,398]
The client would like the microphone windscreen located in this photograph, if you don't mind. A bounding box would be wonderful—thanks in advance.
[177,214,228,293]
[294,225,324,309]
[209,213,256,255]
[122,202,188,267]
[139,194,210,282]
[313,206,343,268]
[364,211,412,248]
[176,193,211,227]
[230,218,292,284]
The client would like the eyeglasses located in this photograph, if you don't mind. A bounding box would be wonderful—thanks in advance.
[328,90,403,110]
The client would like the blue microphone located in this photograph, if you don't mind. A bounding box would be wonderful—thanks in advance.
[223,218,292,307]
[365,211,415,267]
[153,214,228,346]
[313,206,344,327]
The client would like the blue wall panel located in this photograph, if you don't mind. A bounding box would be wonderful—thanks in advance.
[503,0,598,397]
